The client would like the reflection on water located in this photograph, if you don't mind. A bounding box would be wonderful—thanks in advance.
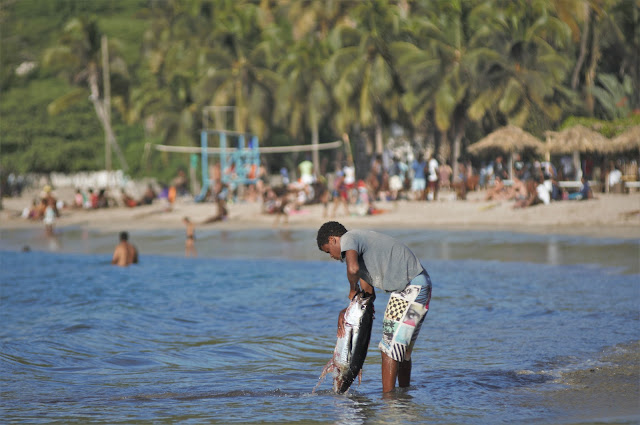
[1,227,638,273]
[546,236,559,266]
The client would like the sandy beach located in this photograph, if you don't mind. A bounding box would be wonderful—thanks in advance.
[2,187,639,239]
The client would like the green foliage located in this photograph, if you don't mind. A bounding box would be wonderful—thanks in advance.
[0,76,151,175]
[1,0,637,178]
[1,78,104,173]
[591,73,633,120]
[1,0,148,176]
[560,115,640,138]
[1,0,147,89]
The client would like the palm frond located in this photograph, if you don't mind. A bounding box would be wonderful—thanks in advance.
[468,88,502,122]
[47,88,89,116]
[499,78,523,115]
[434,83,455,131]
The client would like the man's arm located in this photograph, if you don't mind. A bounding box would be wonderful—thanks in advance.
[344,249,360,299]
[336,249,360,338]
[111,246,121,265]
[338,251,375,337]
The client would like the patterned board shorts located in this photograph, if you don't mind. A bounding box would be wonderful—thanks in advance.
[378,271,432,362]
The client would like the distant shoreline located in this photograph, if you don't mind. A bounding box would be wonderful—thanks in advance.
[2,189,639,240]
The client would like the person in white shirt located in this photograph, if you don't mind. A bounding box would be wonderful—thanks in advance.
[608,167,622,188]
[536,179,551,205]
[427,155,439,201]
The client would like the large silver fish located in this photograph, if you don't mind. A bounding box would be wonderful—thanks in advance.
[316,291,375,394]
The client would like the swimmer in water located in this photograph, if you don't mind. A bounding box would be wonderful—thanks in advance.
[111,231,138,266]
[183,217,197,257]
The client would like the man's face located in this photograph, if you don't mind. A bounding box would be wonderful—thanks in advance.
[320,236,342,261]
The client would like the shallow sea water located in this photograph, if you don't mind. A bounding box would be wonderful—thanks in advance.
[1,227,638,424]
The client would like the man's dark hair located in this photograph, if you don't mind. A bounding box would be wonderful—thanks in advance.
[119,231,129,241]
[316,221,347,249]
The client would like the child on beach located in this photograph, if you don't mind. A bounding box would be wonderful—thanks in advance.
[316,221,432,393]
[43,197,56,236]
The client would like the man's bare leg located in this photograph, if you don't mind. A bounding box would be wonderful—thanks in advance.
[381,351,398,393]
[398,359,411,387]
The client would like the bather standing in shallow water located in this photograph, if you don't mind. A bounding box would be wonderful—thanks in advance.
[111,231,138,267]
[183,217,197,257]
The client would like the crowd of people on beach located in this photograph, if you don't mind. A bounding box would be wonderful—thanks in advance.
[4,147,638,267]
[19,185,62,236]
[8,147,639,239]
[252,151,636,220]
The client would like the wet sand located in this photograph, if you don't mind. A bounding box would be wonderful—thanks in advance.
[544,341,639,424]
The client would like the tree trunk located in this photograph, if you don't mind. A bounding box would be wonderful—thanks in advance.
[375,115,383,154]
[88,62,129,172]
[440,131,453,176]
[355,131,370,180]
[102,35,112,171]
[311,114,320,178]
[452,131,462,181]
[452,115,467,179]
[571,4,591,90]
[438,131,450,167]
[585,19,600,115]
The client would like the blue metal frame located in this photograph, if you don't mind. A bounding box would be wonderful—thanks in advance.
[196,130,260,202]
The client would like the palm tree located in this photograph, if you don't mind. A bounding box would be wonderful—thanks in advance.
[194,2,282,140]
[394,0,493,174]
[326,0,405,156]
[276,0,352,173]
[43,16,129,171]
[129,0,213,149]
[274,36,333,176]
[591,73,633,119]
[549,0,632,116]
[466,0,573,131]
[283,0,352,41]
[604,0,640,114]
[132,0,279,149]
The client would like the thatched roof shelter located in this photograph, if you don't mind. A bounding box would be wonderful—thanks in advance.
[467,125,544,179]
[467,125,545,155]
[608,125,640,153]
[544,124,609,154]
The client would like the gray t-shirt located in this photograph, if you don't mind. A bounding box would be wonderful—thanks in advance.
[340,229,424,292]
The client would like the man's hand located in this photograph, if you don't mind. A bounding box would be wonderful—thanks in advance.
[337,308,347,338]
[348,289,357,300]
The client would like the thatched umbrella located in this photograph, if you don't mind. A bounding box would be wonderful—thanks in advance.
[468,125,545,154]
[544,125,610,180]
[467,125,545,178]
[607,126,640,190]
[544,124,610,154]
[608,125,640,154]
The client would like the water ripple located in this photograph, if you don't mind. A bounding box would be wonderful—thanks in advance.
[1,248,637,424]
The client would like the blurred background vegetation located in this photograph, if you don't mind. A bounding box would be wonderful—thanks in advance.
[1,0,638,184]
